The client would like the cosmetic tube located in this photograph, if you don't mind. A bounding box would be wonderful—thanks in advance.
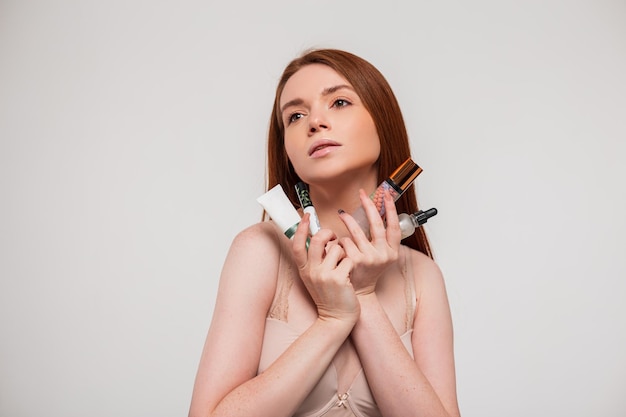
[295,182,321,235]
[398,208,438,239]
[257,184,302,239]
[351,157,422,236]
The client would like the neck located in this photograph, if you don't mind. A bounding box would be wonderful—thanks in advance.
[307,174,380,238]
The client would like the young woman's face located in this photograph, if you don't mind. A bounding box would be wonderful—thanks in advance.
[279,64,380,185]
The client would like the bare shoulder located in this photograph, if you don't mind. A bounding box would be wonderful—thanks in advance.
[403,248,459,416]
[402,247,451,314]
[230,220,281,251]
[405,247,445,288]
[208,221,285,349]
[207,220,284,326]
[217,220,285,307]
[188,221,288,416]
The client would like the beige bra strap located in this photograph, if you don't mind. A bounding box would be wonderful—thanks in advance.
[267,227,294,322]
[403,246,417,332]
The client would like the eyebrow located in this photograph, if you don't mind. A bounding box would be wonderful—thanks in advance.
[280,84,355,114]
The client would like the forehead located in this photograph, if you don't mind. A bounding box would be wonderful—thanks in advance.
[280,64,352,105]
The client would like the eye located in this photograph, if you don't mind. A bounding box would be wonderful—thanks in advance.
[332,98,352,108]
[286,112,303,125]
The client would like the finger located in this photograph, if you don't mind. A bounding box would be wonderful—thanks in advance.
[308,229,337,264]
[337,236,361,260]
[292,213,310,268]
[358,188,387,242]
[382,190,401,246]
[321,242,346,269]
[337,208,370,248]
[324,239,340,255]
[335,257,354,281]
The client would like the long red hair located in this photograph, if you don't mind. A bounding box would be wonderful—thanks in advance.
[265,49,432,258]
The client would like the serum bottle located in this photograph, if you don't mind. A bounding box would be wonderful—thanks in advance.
[398,208,438,239]
[351,157,422,236]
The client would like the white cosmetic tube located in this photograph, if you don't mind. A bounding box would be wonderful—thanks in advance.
[257,184,302,239]
[295,182,321,235]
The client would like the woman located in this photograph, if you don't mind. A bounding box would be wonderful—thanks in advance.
[189,49,460,417]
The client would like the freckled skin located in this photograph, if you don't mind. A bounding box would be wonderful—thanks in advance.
[189,54,460,417]
[280,64,381,186]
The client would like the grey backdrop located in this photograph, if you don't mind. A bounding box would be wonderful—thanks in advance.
[1,1,625,416]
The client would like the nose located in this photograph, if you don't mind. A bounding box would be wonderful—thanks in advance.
[308,111,330,135]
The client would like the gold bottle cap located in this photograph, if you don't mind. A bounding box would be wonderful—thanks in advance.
[389,158,422,192]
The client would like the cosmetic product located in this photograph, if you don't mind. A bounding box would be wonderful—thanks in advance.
[398,208,438,239]
[351,157,422,236]
[295,182,321,235]
[256,184,311,250]
[257,184,302,240]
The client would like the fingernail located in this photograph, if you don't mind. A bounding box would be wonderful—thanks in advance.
[338,209,345,214]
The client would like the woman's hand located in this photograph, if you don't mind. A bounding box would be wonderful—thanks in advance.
[338,189,401,296]
[292,214,360,325]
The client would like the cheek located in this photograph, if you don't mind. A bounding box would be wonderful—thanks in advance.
[283,133,304,167]
[354,115,381,156]
[367,136,382,162]
[283,134,296,159]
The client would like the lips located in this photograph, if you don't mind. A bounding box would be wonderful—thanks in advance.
[308,139,341,157]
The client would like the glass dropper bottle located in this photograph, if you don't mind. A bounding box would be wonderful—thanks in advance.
[398,208,438,239]
[351,157,422,237]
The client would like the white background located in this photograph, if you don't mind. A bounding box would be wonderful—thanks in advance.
[1,1,625,416]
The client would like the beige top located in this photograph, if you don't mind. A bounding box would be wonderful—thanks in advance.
[257,230,417,417]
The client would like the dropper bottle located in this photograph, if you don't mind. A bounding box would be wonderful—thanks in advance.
[398,208,438,239]
[351,157,422,236]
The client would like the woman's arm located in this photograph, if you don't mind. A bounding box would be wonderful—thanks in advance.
[339,190,460,416]
[188,219,358,417]
[350,253,460,417]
